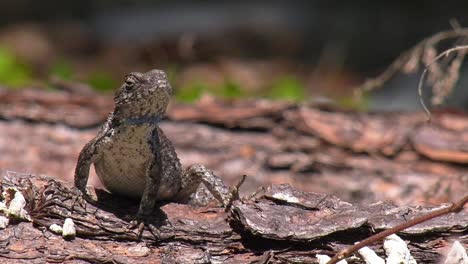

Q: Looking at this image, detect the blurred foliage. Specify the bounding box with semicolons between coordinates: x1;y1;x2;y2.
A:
336;92;370;111
175;82;207;102
86;71;118;92
0;49;365;109
50;60;73;80
51;60;117;92
175;75;307;103
175;79;246;102
266;75;305;101
214;80;244;99
0;48;118;92
0;47;33;88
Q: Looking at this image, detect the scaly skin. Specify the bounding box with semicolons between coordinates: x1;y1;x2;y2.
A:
74;69;231;235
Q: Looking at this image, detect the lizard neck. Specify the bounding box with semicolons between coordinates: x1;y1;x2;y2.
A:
113;115;162;126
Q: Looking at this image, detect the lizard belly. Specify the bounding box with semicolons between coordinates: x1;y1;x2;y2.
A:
94;125;152;198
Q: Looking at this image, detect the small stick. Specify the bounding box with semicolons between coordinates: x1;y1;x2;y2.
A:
225;175;247;212
327;194;468;264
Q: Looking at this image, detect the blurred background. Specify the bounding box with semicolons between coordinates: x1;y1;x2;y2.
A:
1;0;468;110
1;1;468;207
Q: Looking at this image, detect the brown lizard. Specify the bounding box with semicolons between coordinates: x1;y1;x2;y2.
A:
74;69;231;235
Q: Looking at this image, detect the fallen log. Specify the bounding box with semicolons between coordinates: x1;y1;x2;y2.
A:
0;172;466;263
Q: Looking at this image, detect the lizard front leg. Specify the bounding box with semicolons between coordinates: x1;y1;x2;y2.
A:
74;141;97;198
73;139;102;211
74;122;109;196
130;126;167;237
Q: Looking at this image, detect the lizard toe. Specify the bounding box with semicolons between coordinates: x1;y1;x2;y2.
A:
127;215;165;240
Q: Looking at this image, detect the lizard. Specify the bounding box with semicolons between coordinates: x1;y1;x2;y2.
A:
74;69;231;235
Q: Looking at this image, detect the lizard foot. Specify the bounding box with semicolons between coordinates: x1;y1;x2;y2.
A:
127;216;161;239
126;209;173;240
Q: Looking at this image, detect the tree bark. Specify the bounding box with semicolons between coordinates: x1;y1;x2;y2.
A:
0;172;466;264
0;88;467;263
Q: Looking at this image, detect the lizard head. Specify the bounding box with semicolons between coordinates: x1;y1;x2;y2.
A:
113;69;172;123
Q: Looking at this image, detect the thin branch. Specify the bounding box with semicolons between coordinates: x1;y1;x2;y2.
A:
417;45;468;121
354;28;468;96
326;194;468;264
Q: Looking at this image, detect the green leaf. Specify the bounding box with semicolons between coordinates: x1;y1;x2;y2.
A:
267;76;305;101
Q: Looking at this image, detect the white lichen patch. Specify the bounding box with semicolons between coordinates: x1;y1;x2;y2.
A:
1;188;31;222
62;218;76;239
358;246;385;264
271;192;299;203
0;216;9;229
444;241;467;264
8;191;26;216
326;234;418;264
49;224;63;235
316;254;348;264
384;234;417;264
0;201;7;213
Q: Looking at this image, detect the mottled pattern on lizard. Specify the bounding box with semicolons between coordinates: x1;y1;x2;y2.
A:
74;69;231;232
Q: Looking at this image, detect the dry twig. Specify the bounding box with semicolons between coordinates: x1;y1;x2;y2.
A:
354;27;468;115
417;45;468;120
326;194;468;264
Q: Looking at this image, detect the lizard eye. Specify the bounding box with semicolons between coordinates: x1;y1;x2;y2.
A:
124;75;138;90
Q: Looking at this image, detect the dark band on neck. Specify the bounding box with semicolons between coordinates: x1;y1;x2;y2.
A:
124;115;162;125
